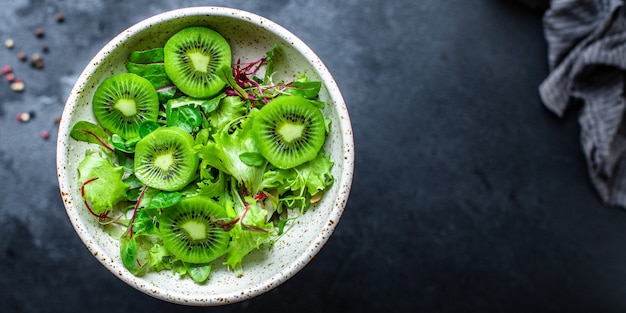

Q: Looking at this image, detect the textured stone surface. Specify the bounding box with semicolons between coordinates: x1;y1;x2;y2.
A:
2;0;626;312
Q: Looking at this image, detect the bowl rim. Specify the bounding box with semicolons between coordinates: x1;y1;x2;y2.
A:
56;6;354;306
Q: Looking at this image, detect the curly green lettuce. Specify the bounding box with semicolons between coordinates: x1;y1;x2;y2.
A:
77;151;129;215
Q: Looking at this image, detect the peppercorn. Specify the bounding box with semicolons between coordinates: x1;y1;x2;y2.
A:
11;80;25;92
34;28;44;38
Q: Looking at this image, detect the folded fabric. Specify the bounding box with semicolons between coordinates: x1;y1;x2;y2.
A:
539;0;626;207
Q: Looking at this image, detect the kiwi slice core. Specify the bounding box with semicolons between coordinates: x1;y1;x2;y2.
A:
181;220;207;240
159;196;230;264
92;73;159;140
153;153;175;172
188;52;211;72
164;27;232;99
114;99;137;116
253;95;327;169
278;123;306;143
133;127;199;191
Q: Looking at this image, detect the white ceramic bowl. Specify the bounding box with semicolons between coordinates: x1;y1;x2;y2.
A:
56;6;353;306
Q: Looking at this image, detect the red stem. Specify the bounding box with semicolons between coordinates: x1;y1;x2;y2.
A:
82;130;114;152
216;217;240;231
128;186;148;239
81;177;109;219
240;201;271;233
253;192;268;200
241;202;251;222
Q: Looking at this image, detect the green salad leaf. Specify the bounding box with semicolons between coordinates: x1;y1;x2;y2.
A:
138;120;160;138
126;63;171;87
196;109;266;194
70;121;113;152
187;263;211;284
261;151;334;196
77;151;129;214
120;233;150;276
168;96;222;115
223;192;273;272
208;95;248;132
111;134;139;153
165;100;204;133
239;152;265;167
283;81;322;99
128;47;165;64
196;165;226;199
146;191;182;209
218;64;248;99
149;243;171;272
126;47;177;103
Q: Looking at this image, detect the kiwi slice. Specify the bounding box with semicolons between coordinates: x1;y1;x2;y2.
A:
163;27;231;99
134;127;199;191
253;95;326;169
92;73;159;140
159;195;230;264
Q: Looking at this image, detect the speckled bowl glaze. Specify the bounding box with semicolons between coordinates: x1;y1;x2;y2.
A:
56;7;353;306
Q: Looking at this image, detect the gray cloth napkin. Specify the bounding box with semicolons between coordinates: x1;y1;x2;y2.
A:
539;0;626;207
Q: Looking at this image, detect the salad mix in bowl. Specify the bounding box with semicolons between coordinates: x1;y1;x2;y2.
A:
72;26;334;283
57;7;353;305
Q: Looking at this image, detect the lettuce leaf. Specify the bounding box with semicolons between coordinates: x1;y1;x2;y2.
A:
167;95;221;114
261;151;334;196
223;195;273;272
186;263;211;284
126;47;177;103
196;109;266;194
208;96;248;133
149;243;171;272
128;47;164;63
120;234;150;276
77;151;129;214
283;81;322;99
197;164;226;199
165;99;204;133
70;121;112;152
126;63;171;88
297;151;334;195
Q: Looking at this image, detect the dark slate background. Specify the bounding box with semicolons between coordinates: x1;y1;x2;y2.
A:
1;0;625;312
